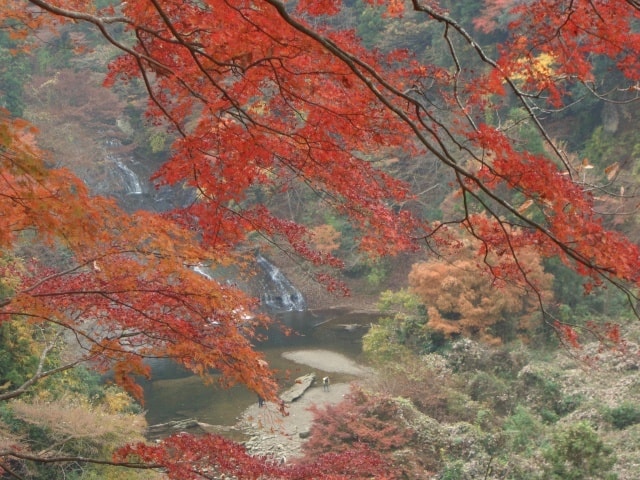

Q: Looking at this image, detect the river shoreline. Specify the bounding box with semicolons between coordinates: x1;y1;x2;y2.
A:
232;348;374;460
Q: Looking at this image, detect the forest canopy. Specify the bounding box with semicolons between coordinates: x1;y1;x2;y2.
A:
1;0;640;478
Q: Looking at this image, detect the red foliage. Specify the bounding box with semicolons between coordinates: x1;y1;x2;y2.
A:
507;0;640;84
0;112;279;404
8;0;639;310
4;0;640;476
554;321;582;349
287;445;395;479
301;386;414;478
296;0;342;17
116;433;394;479
555;320;625;353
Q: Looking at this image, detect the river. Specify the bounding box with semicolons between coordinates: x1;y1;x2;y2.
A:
90;142;375;428
142;309;376;427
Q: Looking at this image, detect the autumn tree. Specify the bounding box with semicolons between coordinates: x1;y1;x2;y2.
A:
1;0;640;477
409;230;554;344
302;386;416;479
0;113;278;476
308;224;342;254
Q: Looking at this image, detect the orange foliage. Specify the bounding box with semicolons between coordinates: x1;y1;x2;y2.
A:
4;0;638;298
0;112;278;404
309;224;342;254
2;0;640;476
409;232;553;344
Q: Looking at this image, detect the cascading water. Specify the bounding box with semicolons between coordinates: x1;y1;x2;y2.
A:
255;254;306;312
114;160;143;195
193;265;214;280
96;140;305;313
95;138;196;212
102;138;144;196
193;256;306;313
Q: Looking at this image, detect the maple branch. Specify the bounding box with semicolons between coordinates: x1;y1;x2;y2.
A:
460;187;553;325
23;0;640;327
0;343;92;401
269;3;607;279
248;3;640;316
582;81;640;104
0;450;162;471
25;0;188;138
628;0;640;10
411;0;574;174
19;262;92;295
26;0;133;56
442;23;477;132
138;0;267;139
456;165;640;323
25;0;167;73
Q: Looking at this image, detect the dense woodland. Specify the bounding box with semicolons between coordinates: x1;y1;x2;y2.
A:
1;0;640;478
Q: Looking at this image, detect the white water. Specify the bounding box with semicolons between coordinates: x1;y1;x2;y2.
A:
256;254;306;312
101;138;143;196
193;264;215;280
114;158;143;194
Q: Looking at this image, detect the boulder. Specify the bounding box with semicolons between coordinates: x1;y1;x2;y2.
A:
279;373;316;403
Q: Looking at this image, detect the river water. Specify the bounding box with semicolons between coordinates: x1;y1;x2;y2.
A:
142;309;376;427
91;142;375;428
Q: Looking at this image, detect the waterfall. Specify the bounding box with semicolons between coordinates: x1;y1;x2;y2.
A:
192;257;306;313
193;265;214;280
114;159;143;194
256;254;306;312
102;138;144;196
98;139;306;312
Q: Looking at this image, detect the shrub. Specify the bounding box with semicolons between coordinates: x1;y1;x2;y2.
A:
466;371;512;415
304;386;415;455
604;402;640;429
503;405;544;453
362;317;413;364
440;460;464;480
370;355;462;422
543;421;617;480
555;393;584;416
516;364;579;421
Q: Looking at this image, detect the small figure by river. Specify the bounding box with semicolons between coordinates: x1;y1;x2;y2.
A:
323;376;330;391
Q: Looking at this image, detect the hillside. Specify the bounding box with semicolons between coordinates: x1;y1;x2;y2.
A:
3;1;640;479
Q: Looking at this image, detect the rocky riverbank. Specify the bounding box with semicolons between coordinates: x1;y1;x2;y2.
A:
234;349;374;461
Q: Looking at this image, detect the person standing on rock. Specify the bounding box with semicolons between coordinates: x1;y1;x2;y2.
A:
258;395;265;407
323;376;330;392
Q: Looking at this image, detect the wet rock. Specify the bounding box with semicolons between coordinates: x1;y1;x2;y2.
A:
280;373;316;403
146;418;204;439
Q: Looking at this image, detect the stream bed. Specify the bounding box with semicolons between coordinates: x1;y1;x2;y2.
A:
142;309;377;427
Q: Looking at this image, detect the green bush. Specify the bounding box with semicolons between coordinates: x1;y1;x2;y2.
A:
555;393;583;416
0;320;39;389
543;421;617;480
605;402;640;429
516;365;580;421
440;460;464;480
503;405;544;453
466;371;512;415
